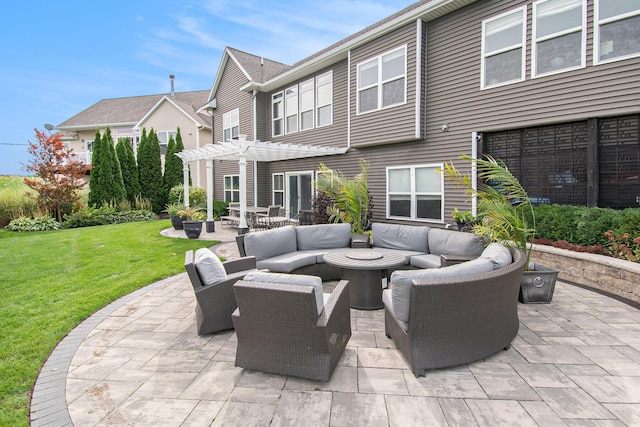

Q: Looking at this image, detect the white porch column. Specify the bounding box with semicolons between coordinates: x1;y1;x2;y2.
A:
206;158;214;221
182;162;190;207
237;135;249;234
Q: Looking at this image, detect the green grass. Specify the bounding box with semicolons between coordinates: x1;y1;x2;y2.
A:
0;175;31;192
0;220;216;426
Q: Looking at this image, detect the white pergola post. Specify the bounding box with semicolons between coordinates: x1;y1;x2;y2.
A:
237;135;249;234
182;162;190;207
206;159;214;221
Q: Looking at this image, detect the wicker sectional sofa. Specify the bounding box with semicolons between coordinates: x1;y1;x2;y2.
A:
236;222;487;280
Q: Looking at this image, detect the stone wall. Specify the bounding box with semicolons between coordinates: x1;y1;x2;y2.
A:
530;244;640;305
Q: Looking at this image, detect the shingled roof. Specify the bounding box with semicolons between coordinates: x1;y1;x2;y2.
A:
57;90;210;130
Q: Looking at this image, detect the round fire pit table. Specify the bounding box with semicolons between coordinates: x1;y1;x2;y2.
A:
323;248;406;309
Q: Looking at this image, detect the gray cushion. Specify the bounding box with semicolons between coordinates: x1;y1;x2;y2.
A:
256;252;318;273
194;248;227;285
382;289;409;331
243;271;324;316
390;258;495;323
372;223;429;252
244;226;297;260
427;228;485;256
480;243;512;269
408;253;441;269
374;248;423;264
296;223;351;250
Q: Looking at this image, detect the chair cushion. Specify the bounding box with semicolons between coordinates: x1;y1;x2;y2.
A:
194;248;227;285
244;226;297;260
256;252;318;273
296;223;352;250
427;228;485;256
408;253;441;269
390;258;495;323
480;243;513;269
382;290;409;331
243;271;325;316
372;223;429;252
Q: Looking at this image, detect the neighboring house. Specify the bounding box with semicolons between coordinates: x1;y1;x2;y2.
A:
56;80;213;187
195;0;640;227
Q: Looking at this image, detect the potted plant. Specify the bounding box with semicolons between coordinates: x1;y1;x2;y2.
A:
165;202;185;230
451;208;482;232
316;159;373;245
178;206;206;239
442;155;558;303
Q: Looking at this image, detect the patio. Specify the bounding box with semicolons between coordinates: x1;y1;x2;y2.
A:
31;224;640;426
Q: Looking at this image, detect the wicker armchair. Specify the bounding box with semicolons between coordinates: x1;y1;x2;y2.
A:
184;250;256;335
384;247;527;377
232;279;351;381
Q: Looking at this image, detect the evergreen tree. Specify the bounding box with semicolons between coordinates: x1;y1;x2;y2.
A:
87;128;104;207
138;128;164;213
116;137;141;204
163;132;182;195
174;128;192;186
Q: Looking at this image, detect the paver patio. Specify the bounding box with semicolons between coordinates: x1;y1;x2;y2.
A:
31;225;640;426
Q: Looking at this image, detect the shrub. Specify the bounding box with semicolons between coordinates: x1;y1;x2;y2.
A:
0;188;39;227
168;185;206;207
63;205;156;228
7;215;61;231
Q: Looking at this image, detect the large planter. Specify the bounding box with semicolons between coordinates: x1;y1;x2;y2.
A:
520;263;559;304
171;215;185;230
183;221;203;239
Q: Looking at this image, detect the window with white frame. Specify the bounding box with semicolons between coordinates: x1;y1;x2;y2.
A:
273;173;284;206
272;92;284;137
357;46;406;114
86;140;94;164
387;164;443;221
223;108;239;141
299;79;314;131
156;130;177;155
595;0;640;64
533;0;585;77
285;86;298;134
481;7;526;88
224;175;240;202
316;71;332;126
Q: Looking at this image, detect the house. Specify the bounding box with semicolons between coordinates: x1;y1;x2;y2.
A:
56;77;213;187
188;0;639;227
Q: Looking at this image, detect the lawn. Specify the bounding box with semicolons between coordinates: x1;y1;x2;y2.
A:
0;220;216;426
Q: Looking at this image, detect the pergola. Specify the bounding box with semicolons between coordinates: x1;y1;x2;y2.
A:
175;135;347;233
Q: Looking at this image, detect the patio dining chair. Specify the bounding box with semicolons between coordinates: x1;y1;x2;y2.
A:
254;205;288;229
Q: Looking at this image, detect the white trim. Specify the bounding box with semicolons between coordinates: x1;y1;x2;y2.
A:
594;0;640;65
480;6;527;90
532;0;586;79
471;132;478;216
415;19;422;139
356;44;408;115
347;50;352;148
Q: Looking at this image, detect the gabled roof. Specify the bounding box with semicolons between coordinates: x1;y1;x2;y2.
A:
208;47;290;102
57;90;210;131
136;95;212;131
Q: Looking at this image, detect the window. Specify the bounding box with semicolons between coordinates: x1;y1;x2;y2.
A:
273;173;284;206
86;140;94;164
223;109;239;141
595;0;640;64
481;7;526;89
157;130;177;155
387;164;443;221
316;71;332;127
224;175;240;202
299;79;314;131
357;46;406;114
272;92;284;137
533;0;585;77
285;86;298;134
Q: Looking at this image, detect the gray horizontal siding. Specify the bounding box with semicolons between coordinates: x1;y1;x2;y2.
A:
350;21;419;147
213;60;255;142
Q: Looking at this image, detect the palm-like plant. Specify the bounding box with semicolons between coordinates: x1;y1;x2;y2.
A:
442;154;536;266
316;159;372;234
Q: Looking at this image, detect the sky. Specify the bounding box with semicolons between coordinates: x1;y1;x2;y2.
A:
0;0;416;175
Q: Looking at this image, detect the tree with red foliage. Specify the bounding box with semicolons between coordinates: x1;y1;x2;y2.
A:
23;129;89;222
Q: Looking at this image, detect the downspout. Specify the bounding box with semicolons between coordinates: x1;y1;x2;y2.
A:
195;124;202;187
252;89;258;207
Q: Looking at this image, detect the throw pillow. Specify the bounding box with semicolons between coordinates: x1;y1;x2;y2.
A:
480;243;512;269
194;248;227;286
